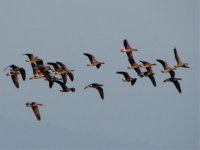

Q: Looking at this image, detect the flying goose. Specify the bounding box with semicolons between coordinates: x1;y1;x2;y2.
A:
163;70;182;93
56;61;74;81
157;59;176;73
140;61;156;87
55;80;75;92
23;53;40;63
83;53;105;69
120;39;139;59
173;47;189;68
116;71;137;86
29;63;44;80
4;65;26;88
84;83;104;100
47;62;74;83
26;102;43;121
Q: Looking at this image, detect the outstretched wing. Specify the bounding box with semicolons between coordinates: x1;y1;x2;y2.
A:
84;84;91;89
116;71;130;79
23;53;34;60
96;86;104;100
19;68;26;81
56;61;67;70
32;106;41;121
83;53;96;63
123;39;132;49
173;80;181;93
174;48;183;64
11;74;19;88
157;59;170;70
55;80;67;90
67;72;74;81
47;62;61;70
148;75;156;87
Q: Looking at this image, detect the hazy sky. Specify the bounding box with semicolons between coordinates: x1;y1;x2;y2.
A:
0;0;199;150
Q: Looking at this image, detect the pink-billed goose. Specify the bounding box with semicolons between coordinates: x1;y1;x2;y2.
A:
116;71;137;86
173;47;189;68
84;83;104;100
26;102;43;121
83;53;105;69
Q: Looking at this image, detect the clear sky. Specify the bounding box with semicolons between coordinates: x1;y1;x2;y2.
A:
0;0;199;150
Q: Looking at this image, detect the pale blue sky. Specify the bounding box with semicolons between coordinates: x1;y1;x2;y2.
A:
0;0;199;149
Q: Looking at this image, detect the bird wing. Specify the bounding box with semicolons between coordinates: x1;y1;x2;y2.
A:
131;78;137;86
61;73;67;84
49;80;54;88
47;62;60;70
140;60;149;65
19;68;26;81
116;71;130;79
31;63;37;75
174;48;183;64
84;84;91;89
56;61;67;70
156;59;170;69
32;106;41;121
23;53;34;60
67;72;74;81
55;80;67;90
97;86;104;100
148;75;156;87
123;39;132;49
83;53;96;63
36;59;44;66
9;64;19;70
134;67;143;77
11;74;19;88
173;80;181;93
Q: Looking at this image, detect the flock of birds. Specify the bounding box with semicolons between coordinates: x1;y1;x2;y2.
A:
3;39;190;121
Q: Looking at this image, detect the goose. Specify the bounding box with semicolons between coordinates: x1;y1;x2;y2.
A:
173;47;189;68
47;62;74;83
83;53;105;69
120;39;138;59
84;83;104;100
26;102;43;121
128;58;143;77
157;59;176;73
23;53;40;63
140;61;156;87
29;63;44;80
163;70;182;93
116;71;137;86
56;61;74;81
55;80;75;92
4;65;26;88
